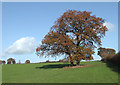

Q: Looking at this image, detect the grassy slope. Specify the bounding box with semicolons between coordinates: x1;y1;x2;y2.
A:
0;65;2;84
2;61;119;83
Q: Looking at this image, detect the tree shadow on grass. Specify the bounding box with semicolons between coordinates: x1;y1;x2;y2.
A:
35;63;85;69
106;62;120;74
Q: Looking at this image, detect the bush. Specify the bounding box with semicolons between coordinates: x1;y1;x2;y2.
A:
101;53;115;63
108;51;120;67
101;58;106;63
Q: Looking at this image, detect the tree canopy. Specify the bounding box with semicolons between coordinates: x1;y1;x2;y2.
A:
36;10;108;65
7;58;16;64
98;47;116;61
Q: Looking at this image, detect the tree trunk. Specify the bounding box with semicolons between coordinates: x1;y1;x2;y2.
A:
69;54;74;66
76;61;80;65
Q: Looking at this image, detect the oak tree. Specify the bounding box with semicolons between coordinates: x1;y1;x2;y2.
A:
36;10;108;65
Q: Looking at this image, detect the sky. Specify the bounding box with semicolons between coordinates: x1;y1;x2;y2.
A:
1;2;118;63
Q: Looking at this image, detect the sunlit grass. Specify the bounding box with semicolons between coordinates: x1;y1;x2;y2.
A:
2;61;119;83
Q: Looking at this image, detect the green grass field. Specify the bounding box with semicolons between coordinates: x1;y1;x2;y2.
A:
2;61;119;83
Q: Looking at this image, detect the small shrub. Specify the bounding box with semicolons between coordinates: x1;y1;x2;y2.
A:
108;52;120;66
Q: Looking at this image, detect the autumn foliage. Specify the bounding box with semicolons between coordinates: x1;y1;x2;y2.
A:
98;47;116;62
36;10;108;65
7;58;16;64
25;60;30;64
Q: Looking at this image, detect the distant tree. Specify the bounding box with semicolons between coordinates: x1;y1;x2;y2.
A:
58;59;62;62
7;61;11;64
46;60;49;63
36;10;108;66
7;58;16;64
2;60;6;64
98;47;116;62
12;60;16;64
25;60;30;64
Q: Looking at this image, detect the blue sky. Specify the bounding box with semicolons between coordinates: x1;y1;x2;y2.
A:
1;2;118;63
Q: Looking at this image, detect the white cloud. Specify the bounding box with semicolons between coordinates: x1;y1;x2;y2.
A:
2;37;39;57
103;22;115;31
